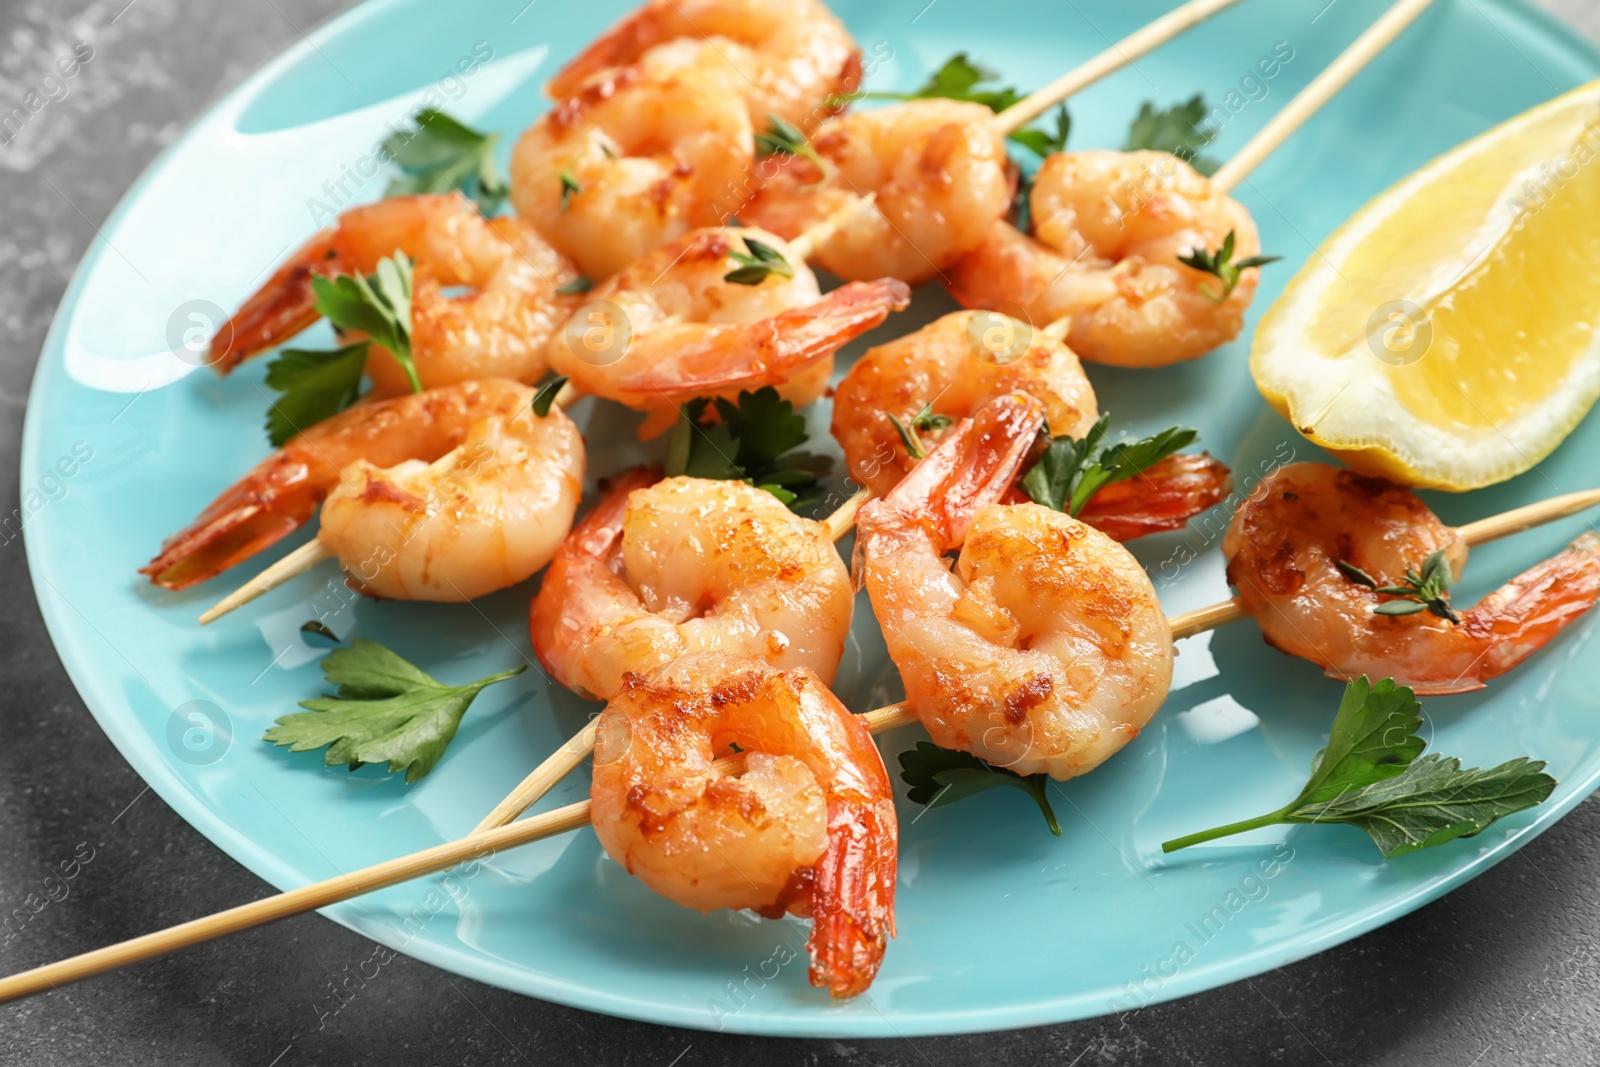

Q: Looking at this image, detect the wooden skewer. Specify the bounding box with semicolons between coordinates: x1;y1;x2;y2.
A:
1210;0;1437;194
477;486;1600;833
0;699;914;1005
1165;486;1600;639
993;0;1251;136
10;489;1600;1002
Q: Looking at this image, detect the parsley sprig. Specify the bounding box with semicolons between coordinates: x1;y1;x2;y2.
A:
1009;104;1072;158
664;387;832;511
1163;677;1555;857
899;742;1061;836
1177;230;1282;302
723;237;794;286
530;375;568;418
263;253;419;446
265;640;526;784
1338;550;1463;623
1126;95;1221;175
754;113;825;169
382;109;507;216
885;404;955;461
1021;415;1197;517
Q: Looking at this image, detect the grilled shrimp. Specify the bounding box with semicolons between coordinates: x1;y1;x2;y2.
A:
947;150;1262;367
831;310;1099;498
547;0;860;128
531;471;853;700
743;99;1014;285
210;193;582;393
142;379;584;598
546;226;909;435
830;310;1230;539
590;653;896;998
854;394;1173;779
511;66;752;279
1224;463;1600;695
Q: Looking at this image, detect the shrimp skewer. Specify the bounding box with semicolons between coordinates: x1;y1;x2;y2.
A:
590;654;896;998
144;379;585;604
948;0;1439;367
15;464;1600;1004
740;0;1258;287
209;193;584;391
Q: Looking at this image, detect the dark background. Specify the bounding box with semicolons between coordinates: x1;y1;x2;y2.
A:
4;1;1599;1063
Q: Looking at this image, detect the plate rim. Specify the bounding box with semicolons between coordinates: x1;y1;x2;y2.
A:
20;0;1600;1037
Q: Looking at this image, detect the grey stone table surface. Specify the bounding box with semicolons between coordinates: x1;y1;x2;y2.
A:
3;1;1599;1064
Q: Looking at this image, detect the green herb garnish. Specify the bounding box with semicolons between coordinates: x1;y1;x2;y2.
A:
559;171;581;212
1177;230;1282;302
382;109;507;216
899;742;1061;836
265;640;526;784
663;387;832;511
1009;104;1071;158
1338;551;1462;624
555;276;593;295
1164;677;1555;856
754;113;825;169
885;403;954;461
723;237;794;286
263;343;368;447
1125;95;1220;174
531;375;569;418
1021;415;1196;517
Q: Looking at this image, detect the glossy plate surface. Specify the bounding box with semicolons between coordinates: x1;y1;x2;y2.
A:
22;0;1600;1037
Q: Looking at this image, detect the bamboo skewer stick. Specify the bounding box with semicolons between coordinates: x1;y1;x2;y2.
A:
0;699;914;1005
1210;0;1437;194
9;486;1600;1002
994;0;1251;134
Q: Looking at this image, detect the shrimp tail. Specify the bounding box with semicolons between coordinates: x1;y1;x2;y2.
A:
530;465;662;682
139;453;330;590
210;228;343;374
1459;532;1600;690
807;794;898;999
629;278;911;395
1075;453;1233;542
862;393;1048;561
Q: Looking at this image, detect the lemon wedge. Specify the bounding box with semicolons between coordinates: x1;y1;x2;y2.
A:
1251;79;1600;490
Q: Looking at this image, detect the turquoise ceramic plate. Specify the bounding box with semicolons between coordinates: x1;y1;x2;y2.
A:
22;0;1600;1037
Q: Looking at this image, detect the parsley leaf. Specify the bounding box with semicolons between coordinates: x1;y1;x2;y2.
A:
1163;677;1556;857
1009;104;1072;157
899;742;1061;836
531;375;568;418
263;343;368;447
265;640;526;784
1021;415;1197;517
1125;95;1221;175
663;387;833;511
865;53;1023;112
754;113;825;169
382;109;507;216
555;276;592;295
1177;230;1283;302
1338;550;1462;623
559;171;581;212
314;253;420;392
723;237;794;286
